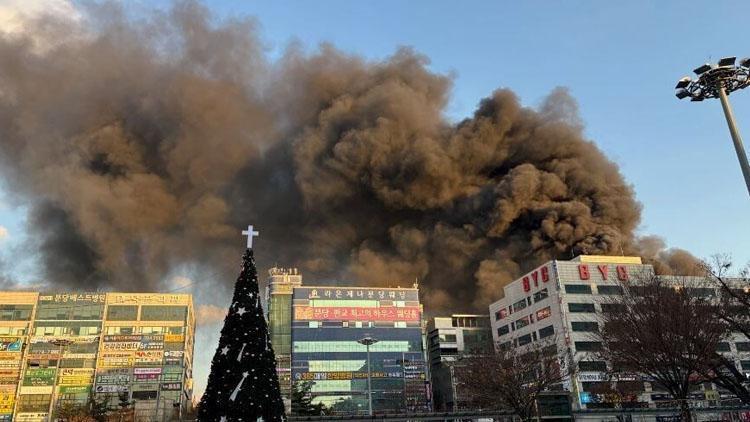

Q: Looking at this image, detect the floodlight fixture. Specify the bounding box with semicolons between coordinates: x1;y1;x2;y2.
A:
694;63;713;75
675;56;750;197
719;56;737;67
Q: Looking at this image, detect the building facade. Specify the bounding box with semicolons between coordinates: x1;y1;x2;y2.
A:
426;314;492;411
488;255;750;413
0;291;194;422
291;285;429;414
265;267;302;408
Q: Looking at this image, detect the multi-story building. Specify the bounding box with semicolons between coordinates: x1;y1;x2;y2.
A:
291;285;429;414
488;255;750;414
265;267;302;408
0;291;194;422
426;314;492;411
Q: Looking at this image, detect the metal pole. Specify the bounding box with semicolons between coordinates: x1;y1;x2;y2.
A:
717;85;750;197
449;365;457;412
366;343;373;416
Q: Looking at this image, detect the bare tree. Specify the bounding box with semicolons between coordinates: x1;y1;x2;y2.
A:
593;273;731;421
460;338;572;421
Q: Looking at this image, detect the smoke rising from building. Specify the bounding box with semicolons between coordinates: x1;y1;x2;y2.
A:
0;1;697;311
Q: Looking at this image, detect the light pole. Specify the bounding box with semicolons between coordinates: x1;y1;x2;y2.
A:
357;336;379;416
676;56;750;197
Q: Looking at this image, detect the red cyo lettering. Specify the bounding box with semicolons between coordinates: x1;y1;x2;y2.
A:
597;265;609;279
541;266;550;282
578;264;590;280
531;271;539;287
522;277;531;292
616;265;628;281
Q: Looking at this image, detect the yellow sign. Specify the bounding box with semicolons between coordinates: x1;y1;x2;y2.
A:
59;369;94;385
165;334;184;343
0;392;14;413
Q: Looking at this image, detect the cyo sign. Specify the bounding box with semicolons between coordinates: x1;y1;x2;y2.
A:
577;264;629;281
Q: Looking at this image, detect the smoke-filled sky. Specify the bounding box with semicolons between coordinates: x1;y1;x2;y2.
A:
1;0;749;398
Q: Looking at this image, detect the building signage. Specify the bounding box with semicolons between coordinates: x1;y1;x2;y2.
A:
134;373;159;381
576;264;629;281
38;293;106;303
295;371;402;381
164;351;184;358
102;342;140;351
522;265;551;292
0;338;22;353
578;373;609;382
95;385;128;393
59;385;91;394
161;383;181;391
23;368;55;386
296;287;418;301
96;374;130;384
0;378;17;385
0;392;13;414
164;334;184;343
30;335;98;344
133;368;162;375
135;351;163;364
15;412;50;421
20;385;53;394
107;293;188;305
58;369;94;385
294;306;420;321
63;353;96;359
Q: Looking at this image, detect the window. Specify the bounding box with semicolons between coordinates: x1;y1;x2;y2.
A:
716;342;731;352
533;288;549;303
597;285;624;295
17;394;51;412
0;305;33;321
439;334;457;343
517;334;532;346
539;325;554;339
575;341;603;352
515;316;531;329
105;326;134;335
571;321;599;332
140;326;165;334
579;361;607;372
568;303;596;313
106;305;138;321
497;325;510;336
132;390;158;400
536;307;551;321
565;284;592;294
495;308;508;320
513;299;527;312
736;342;750;352
741;360;750;371
140;306;187;321
601;303;626;313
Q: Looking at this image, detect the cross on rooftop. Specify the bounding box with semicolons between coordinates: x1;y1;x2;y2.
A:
242;225;259;249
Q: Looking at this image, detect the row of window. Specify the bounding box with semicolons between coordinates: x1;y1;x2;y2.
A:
496;306;552;337
495;289;549;321
564;284;624;295
105;326;185;335
498;325;556;349
578;359;750;373
567;303;624;313
717;342;750;352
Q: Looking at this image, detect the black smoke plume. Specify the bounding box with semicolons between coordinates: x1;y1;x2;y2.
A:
0;1;697;311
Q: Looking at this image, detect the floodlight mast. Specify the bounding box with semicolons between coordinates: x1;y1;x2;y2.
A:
676;56;750;197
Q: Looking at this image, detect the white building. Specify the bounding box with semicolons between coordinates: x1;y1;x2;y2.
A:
488;255;750;414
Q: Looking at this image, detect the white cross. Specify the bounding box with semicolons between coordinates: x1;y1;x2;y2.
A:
242;225;259;249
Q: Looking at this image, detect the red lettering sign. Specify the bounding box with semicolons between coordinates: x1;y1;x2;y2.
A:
616;265;628;281
597;265;609;279
294;306;421;322
541;266;549;282
523;277;531;292
578;264;590;280
531;271;539;287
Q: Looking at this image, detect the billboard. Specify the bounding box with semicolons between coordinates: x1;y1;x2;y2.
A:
294;287;418;301
58;368;94;385
0;338;22;353
294;306;420;321
22;368;55;386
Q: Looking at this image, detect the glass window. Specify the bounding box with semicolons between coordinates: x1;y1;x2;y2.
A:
17;394;51;412
565;284;592;294
536;307;551;321
571;321;599;332
497;325;510;336
533;289;549;303
568;303;596;313
575;341;603;352
515;316;531;329
538;325;554;339
106;305;138;321
716;342;731;352
741;360;750;371
439;334;457;343
495;308;508;321
513;299;527;312
0;305;33;321
140;306;187;321
579;361;607;372
736;342;750;352
517;334;532;346
597;285;624;295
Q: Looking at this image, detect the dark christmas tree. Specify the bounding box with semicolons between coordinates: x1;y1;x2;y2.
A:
198;243;286;421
